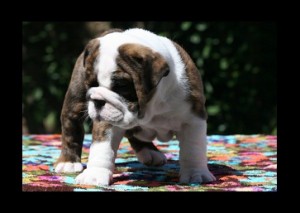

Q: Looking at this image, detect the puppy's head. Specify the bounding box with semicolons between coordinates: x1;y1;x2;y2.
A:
83;32;169;129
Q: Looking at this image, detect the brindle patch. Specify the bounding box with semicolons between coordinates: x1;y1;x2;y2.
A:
92;121;112;141
112;70;132;80
173;42;207;120
55;53;88;165
117;43;169;118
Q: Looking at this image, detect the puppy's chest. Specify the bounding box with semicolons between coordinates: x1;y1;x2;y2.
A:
134;115;182;142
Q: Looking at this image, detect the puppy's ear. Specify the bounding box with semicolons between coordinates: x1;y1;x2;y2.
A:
118;43;169;118
83;39;100;68
118;43;169;94
82;39;100;88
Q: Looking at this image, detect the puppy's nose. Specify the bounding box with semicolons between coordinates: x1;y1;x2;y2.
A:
93;99;106;109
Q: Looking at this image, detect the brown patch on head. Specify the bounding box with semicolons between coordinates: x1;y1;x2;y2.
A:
173;42;207;120
113;70;132;80
117;43;169;118
111;70;138;106
92;121;112;141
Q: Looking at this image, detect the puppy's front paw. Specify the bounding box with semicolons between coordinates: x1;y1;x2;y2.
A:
75;168;113;186
136;148;167;166
54;162;83;173
180;167;216;184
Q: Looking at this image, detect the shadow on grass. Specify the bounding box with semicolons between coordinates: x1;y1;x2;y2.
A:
113;160;242;187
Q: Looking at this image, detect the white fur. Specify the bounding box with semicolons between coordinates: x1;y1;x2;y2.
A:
55;162;83;173
177;119;216;183
75;127;125;186
75;167;112;186
97;55;115;88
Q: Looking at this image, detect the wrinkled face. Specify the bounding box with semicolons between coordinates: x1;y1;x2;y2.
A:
86;66;139;129
83;36;169;129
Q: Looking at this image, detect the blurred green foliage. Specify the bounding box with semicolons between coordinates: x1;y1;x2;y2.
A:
22;22;276;135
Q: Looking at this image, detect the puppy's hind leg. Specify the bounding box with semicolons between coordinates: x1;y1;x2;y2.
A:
177;119;216;184
128;136;167;167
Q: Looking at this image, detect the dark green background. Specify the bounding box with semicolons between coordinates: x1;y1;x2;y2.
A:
22;22;277;135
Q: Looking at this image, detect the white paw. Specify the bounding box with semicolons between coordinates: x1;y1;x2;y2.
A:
180;167;216;184
75;168;113;186
136;148;167;166
54;162;83;173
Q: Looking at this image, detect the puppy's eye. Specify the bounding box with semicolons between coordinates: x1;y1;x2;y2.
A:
113;79;131;89
112;79;137;102
90;81;99;87
115;82;128;88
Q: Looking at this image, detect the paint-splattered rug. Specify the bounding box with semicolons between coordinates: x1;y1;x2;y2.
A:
22;134;277;192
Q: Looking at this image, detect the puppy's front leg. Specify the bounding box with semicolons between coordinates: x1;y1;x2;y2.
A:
75;121;124;186
54;92;86;173
177;118;216;184
54;53;88;173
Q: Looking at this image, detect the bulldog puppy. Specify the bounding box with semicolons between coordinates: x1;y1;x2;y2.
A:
54;28;216;186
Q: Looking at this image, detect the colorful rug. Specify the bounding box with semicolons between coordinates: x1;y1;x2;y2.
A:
22;134;277;191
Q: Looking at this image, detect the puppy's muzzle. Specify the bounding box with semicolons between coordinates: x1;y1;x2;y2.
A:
92;99;106;110
87;92;106;110
87;87;125;123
